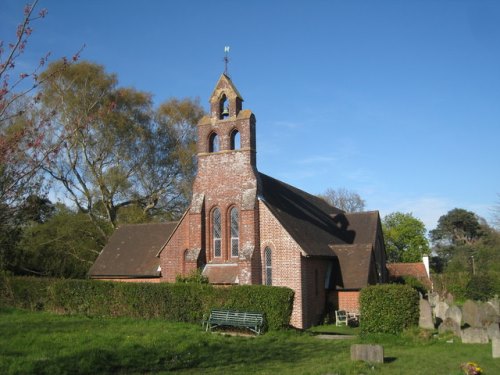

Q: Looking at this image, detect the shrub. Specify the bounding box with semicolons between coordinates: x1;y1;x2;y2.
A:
390;275;428;296
432;272;471;301
360;284;419;335
175;269;209;284
402;276;428;296
218;285;295;330
465;274;496;301
4;277;294;331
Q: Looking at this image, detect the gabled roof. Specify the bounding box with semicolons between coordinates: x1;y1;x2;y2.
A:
386;262;431;288
329;244;374;290
211;73;243;101
259;173;380;257
88;222;177;278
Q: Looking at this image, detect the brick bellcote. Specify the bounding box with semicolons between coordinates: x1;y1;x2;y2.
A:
187;73;260;276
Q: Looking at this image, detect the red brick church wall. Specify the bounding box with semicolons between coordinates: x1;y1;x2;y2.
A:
259;202;305;328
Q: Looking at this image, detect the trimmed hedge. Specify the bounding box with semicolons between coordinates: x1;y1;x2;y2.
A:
360;284;419;335
1;277;294;331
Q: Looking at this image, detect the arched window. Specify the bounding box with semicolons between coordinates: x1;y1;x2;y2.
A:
230;129;240;150
230;207;239;257
264;247;272;286
219;94;229;119
212;208;222;257
209;132;219;153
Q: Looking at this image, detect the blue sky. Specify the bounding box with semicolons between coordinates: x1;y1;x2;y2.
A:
2;0;499;231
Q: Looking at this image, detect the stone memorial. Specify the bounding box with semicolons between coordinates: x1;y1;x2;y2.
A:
445;305;462;327
461;327;489;344
493;337;500;358
487;323;500;340
350;344;384;364
419;298;434;330
438;317;461;337
462;300;481;328
434;301;449;321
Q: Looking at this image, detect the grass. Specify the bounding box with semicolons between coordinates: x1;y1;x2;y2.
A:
0;307;499;375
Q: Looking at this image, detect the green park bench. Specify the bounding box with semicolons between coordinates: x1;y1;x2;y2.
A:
203;309;265;335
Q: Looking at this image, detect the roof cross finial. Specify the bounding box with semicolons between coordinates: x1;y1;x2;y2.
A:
224;46;230;76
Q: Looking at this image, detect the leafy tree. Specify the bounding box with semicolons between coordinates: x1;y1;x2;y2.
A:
318;187;365;212
15;203;108;278
430;209;500;299
0;1;82;272
0;194;54;272
38;61;204;233
382;212;429;263
430;208;483;247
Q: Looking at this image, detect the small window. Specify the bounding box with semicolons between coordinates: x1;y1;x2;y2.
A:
209;133;220;153
230;207;239;257
230;130;240;150
264;247;272;286
212;208;222;257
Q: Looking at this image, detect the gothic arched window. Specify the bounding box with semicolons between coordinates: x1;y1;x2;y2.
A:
212;208;222;257
230;129;240;150
264;247;272;286
209;132;219;153
230;207;239;257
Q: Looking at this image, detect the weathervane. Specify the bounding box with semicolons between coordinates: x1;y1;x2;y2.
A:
224;46;230;75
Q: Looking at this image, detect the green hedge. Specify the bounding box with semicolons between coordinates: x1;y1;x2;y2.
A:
2;277;294;331
360;284;419;335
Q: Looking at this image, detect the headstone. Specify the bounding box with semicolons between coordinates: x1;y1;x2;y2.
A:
487;323;500;340
434;301;449;321
419;298;434;330
461;327;489;344
479;302;500;326
488;296;499;315
444;292;454;305
350;344;384;364
428;292;439;308
462;300;482;328
493;337;500;358
445;305;462;327
438;317;461;337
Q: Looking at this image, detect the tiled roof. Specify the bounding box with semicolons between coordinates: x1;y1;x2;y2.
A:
330;244;374;290
259;173;380;256
88;222;176;278
259;173;383;289
386;262;431;288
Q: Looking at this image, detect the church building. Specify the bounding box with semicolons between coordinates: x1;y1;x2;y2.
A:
90;73;388;329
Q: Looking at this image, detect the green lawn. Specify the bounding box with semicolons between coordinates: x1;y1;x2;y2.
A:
0;307;498;375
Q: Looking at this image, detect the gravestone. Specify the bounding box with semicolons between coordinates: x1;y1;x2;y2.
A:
479;302;499;326
434;301;449;321
487;323;500;340
419;298;434;330
444;292;454;305
350;344;384;363
462;300;481;328
488;296;499;315
438;317;461;337
461;327;489;344
445;305;462;327
493;337;500;358
428;292;439;307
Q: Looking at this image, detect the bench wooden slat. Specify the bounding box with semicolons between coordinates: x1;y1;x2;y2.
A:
204;309;265;335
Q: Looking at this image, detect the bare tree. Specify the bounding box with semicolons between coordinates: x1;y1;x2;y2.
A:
318;187;366;212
